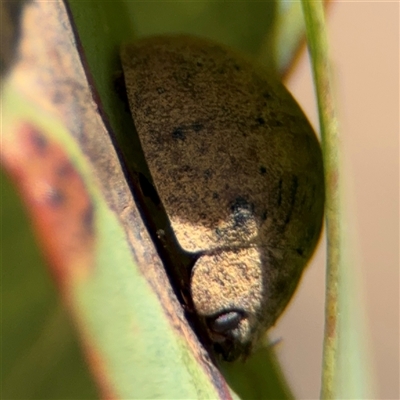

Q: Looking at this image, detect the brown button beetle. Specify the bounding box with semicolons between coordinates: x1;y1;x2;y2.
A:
120;35;325;361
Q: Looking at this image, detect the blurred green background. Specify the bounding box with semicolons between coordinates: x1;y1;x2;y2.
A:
1;170;98;399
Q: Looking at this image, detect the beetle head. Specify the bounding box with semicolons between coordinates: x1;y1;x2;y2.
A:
190;248;264;361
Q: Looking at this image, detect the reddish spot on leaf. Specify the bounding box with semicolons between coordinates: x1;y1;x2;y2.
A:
1;122;95;286
78;331;117;400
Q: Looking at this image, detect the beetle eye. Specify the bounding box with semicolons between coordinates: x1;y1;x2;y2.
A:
207;310;244;334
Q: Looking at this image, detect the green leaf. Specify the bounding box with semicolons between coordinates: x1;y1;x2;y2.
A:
1;169;98;399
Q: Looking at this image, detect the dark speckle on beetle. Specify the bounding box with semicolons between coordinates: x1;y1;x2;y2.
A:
230;197;254;214
173;70;194;89
259;166;267;175
230;197;254;228
156;87;165;94
269;111;284;126
172;127;186;141
203;169;212;180
181;165;192;173
256;117;265;126
261;210;268;221
263;91;272;100
272;120;283;127
284;176;299;225
173;123;204;140
192;122;204;132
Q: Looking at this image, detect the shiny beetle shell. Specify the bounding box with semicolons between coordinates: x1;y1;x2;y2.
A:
120;35;325;361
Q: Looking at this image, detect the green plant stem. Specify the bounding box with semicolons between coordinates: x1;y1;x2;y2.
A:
300;2;341;399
